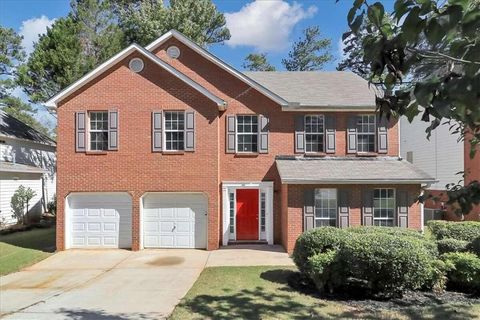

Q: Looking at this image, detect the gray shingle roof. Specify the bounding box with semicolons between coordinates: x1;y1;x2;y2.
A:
0;161;47;174
275;157;435;184
244;71;378;108
0;110;55;146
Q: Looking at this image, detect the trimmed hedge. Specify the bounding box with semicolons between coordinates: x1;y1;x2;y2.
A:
336;233;441;297
294;227;442;297
427;220;480;241
467;237;480;257
443;252;480;292
292;227;348;274
437;238;469;254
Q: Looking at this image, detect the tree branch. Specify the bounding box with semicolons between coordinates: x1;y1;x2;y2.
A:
406;47;480;65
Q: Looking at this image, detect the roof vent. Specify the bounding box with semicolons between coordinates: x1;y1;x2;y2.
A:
129;58;144;73
166;46;180;59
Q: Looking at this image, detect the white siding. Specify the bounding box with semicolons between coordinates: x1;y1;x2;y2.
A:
0;136;56;221
0;172;43;225
400;117;464;190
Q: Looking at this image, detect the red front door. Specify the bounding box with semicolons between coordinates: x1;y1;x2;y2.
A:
236;189;259;240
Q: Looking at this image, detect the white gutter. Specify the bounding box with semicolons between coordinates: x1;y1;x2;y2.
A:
281;179;438;184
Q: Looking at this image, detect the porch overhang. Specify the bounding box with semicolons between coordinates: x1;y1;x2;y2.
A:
275;156;437;185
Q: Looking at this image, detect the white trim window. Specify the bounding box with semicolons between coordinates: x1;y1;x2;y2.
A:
236;115;258;153
357;115;376;152
314;188;337;227
305;115;324;153
89;111;108;151
373;188;395;226
164;111;185;151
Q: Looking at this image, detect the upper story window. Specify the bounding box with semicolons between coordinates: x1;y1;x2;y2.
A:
356;115;376;153
236;115;258;153
373;188;395;226
314;188;337;227
305;115;324;153
164;111;185;151
89;111;108;151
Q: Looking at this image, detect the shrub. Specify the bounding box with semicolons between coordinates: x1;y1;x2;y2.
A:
47;194;57;215
347;226;424;239
467;237;480;257
443;252;480;292
307;250;339;294
437;238;469;254
292;227;348;274
427;220;480;241
10;185;37;225
338;233;442;297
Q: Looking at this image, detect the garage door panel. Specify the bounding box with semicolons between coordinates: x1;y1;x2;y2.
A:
68;193;132;249
142;193;207;249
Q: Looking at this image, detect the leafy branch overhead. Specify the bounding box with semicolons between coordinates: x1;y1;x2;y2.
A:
242;53;276;71
343;0;480;214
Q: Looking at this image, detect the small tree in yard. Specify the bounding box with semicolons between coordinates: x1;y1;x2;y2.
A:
11;185;36;225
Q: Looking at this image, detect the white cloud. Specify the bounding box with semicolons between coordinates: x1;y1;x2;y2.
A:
19;15;56;54
225;1;318;52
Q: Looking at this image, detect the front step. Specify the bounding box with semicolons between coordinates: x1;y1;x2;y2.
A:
228;240;268;245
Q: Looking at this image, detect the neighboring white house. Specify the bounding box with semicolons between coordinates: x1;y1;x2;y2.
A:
0;110;56;226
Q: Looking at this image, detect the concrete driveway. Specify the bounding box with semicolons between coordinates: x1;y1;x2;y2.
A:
0;249;209;320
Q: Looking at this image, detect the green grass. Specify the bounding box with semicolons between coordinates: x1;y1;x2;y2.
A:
0;227;56;275
170;266;480;320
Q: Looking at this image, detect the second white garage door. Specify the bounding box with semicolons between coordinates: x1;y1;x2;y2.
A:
142;193;207;248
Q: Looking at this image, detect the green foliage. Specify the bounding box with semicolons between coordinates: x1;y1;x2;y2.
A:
344;0;480;215
437;238;469;254
282;26;332;71
337;233;441;297
294;227;443;297
242;53;276;71
443;252;480;292
292;227;348;274
19;0;125;104
10;186;37;225
47;194;57;216
117;0;230;46
427;220;480;241
467;237;480;257
0;27;25;99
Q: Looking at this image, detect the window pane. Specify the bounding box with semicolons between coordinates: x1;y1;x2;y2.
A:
236;115;259;153
373;188;395;227
356;114;376;152
164;111;185;151
314;188;337;227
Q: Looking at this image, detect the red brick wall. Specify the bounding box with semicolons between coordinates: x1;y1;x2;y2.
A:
281;184;422;253
56;38;404;251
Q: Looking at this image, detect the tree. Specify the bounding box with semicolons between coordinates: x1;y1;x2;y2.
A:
282;26;332;71
0;27;25;99
19;0;125;104
0;27;51;137
11;185;36;225
344;0;480;214
242;53;276;71
118;0;230;46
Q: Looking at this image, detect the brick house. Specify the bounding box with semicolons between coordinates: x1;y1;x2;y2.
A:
46;30;434;253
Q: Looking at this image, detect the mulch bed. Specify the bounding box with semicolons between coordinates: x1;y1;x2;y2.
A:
287;271;480;310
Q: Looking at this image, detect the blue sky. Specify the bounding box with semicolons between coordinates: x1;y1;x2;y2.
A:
0;0;395;128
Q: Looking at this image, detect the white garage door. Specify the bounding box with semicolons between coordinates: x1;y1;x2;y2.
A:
142;193;207;248
67;193;132;249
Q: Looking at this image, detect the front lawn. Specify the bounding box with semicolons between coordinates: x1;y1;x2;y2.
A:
0;227;56;275
170;266;480;320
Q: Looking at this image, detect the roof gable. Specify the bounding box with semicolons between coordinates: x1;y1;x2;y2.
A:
44;43;226;109
146;30;289;107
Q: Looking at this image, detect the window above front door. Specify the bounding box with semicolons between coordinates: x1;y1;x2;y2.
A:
236;115;259;153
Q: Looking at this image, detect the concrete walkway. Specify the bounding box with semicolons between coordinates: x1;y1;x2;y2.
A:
0;245;293;319
206;244;294;267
